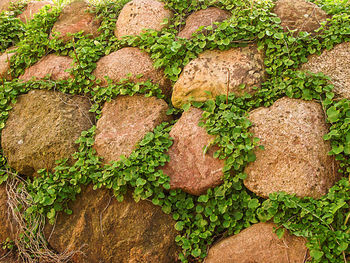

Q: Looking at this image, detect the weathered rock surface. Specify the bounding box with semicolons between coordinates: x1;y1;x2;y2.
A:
273;0;328;34
44;185;179;263
19;54;73;81
178;7;231;39
93;47;171;96
115;0;173;39
205;222;307;263
162;107;224;195
17;1;52;23
0;0;13;12
244;97;338;199
0;48;16;80
301;42;350;99
94;95;171;164
172;45;265;108
0;184;16;244
50;0;101;42
1;90;95;176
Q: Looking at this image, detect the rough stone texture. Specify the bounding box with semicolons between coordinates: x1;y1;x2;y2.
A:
50;0;101;42
19;54;73;81
44;185;179;263
244;97;338;199
115;0;173;39
0;0;12;12
0;48;16;80
178;7;231;39
0;184;16;244
172;45;265;108
301;42;350;99
205;222;307;263
273;0;328;34
17;1;53;23
93;47;171;96
1;90;95;176
94;95;171;164
162;107;225;196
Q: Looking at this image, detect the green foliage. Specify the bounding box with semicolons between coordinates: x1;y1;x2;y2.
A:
0;0;350;262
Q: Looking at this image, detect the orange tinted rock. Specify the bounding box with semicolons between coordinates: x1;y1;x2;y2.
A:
273;0;328;34
178;7;231;39
0;184;16;244
93;47;171;96
44;185;179;263
162;107;224;195
172;45;265;108
301;42;350;99
115;0;173;39
50;0;101;42
1;90;95;176
205;222;307;263
19;54;73;81
94;95;171;164
17;1;53;23
244;97;338;198
0;48;16;80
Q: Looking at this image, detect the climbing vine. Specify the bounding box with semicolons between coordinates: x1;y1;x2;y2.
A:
0;0;349;262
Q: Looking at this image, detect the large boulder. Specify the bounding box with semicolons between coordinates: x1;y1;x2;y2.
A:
0;48;16;80
50;0;101;42
1;90;95;176
115;0;173;39
273;0;328;34
19;54;73;81
244;97;338;199
44;185;179;263
301;42;350;99
172;45;265;108
94;95;171;164
93;47;171;96
17;1;53;23
178;7;231;39
205;222;307;263
162;107;225;196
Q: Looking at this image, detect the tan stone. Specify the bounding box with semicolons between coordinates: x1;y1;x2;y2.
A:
115;0;173;39
17;1;53;23
244;97;338;198
19;54;73;81
172;45;265;108
50;0;101;42
1;90;95;176
44;185;179;263
301;42;350;99
94;95;171;164
93;47;171;96
178;7;231;39
162;107;225;195
0;0;13;12
0;184;16;244
205;222;307;263
0;48;16;80
273;0;328;34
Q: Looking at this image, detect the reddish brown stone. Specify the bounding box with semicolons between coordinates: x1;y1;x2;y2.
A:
93;47;171;96
94;95;171;164
50;0;101;42
19;54;73;81
115;0;173;39
17;1;53;23
273;0;328;35
162;107;225;195
1;90;95;176
172;45;265;108
178;7;231;39
0;184;16;244
244;97;338;199
205;222;308;263
44;185;179;263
